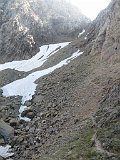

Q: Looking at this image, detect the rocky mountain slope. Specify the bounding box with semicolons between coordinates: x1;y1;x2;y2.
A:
0;0;89;63
0;0;120;160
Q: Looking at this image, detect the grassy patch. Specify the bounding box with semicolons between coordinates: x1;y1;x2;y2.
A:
37;119;120;160
37;120;100;160
97;120;120;155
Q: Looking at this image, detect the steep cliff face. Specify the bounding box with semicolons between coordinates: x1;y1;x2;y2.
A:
84;0;120;62
100;0;120;61
0;0;90;62
0;0;38;62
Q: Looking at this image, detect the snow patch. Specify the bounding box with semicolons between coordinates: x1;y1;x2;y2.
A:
0;42;69;72
0;43;82;155
78;29;85;38
0;145;14;158
1;50;83;105
19;105;31;122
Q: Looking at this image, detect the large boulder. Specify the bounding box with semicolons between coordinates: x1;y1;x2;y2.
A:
0;119;14;142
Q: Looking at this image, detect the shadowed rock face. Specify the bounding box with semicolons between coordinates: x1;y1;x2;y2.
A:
0;0;90;63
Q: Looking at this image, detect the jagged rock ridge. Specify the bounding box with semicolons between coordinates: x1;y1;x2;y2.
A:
0;0;90;62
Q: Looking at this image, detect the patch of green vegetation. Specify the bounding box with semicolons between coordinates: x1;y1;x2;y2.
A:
37;119;120;160
38;120;111;160
109;138;120;153
97;120;120;156
65;129;94;160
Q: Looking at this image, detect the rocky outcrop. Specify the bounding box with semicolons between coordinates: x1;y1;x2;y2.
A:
83;0;120;62
100;0;120;61
0;120;14;142
0;0;90;63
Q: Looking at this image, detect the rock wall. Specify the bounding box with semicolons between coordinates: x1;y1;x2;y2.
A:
87;0;120;62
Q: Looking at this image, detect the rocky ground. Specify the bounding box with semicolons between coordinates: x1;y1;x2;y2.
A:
0;49;120;160
0;0;120;160
0;69;26;88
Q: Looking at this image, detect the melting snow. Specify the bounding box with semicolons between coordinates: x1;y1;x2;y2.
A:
78;29;85;38
19;105;31;122
0;43;83;157
0;42;69;72
0;145;14;158
1;50;83;104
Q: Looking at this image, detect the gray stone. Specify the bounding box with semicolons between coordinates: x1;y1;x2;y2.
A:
0;156;4;160
0;119;14;141
0;89;3;96
24;101;32;107
0;138;5;145
21;109;35;119
26;112;35;119
33;95;44;104
9;119;19;127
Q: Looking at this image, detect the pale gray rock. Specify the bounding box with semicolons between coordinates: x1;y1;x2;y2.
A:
89;0;120;62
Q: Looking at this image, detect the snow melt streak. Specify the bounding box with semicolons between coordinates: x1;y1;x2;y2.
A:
78;29;85;38
0;43;82;156
19;105;31;122
2;50;83;104
0;42;69;72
